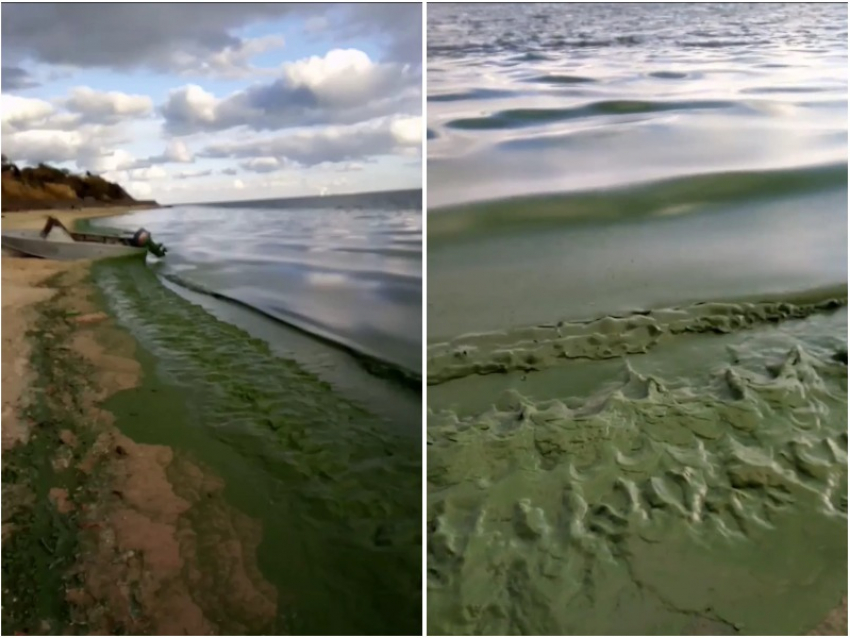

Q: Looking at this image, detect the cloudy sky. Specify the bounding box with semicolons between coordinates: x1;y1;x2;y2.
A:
1;3;423;204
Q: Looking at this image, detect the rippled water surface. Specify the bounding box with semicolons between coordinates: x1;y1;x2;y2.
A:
429;2;846;207
97;189;422;375
428;3;847;338
427;4;847;635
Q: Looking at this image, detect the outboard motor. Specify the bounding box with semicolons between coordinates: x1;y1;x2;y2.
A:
131;227;168;257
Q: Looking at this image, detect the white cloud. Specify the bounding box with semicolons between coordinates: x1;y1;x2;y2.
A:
162;84;218;128
125;181;153;198
174;168;213;179
161;48;420;135
88;148;138;172
1;95;55;131
129;165;168;181
2;128;84;163
171;35;286;79
163;139;193;163
202;115;422;167
390;116;422;146
233;179;245;189
65;86;153;123
240;156;282;173
283;49;375;99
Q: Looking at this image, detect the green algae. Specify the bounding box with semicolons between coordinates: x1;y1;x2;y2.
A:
428;306;848;635
89;259;421;635
427;288;847;385
1;276;103;636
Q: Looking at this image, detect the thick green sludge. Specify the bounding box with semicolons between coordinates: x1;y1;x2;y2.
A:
428;305;848;635
90;260;421;635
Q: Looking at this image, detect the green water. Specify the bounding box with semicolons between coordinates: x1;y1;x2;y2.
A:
91;260;421;635
427;2;847;634
428;307;847;635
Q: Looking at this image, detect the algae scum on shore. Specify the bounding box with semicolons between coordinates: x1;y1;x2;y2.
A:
90;258;422;635
427;298;848;635
2;252;421;635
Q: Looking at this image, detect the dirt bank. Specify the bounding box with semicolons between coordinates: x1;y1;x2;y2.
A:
1;252;276;634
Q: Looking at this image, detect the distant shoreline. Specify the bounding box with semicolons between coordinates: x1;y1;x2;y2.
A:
176;186;421;209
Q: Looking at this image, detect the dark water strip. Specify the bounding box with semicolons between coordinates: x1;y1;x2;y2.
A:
91;259;421;635
444;99;744;130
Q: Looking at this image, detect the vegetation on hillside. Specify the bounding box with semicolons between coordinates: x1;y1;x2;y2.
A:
1;155;147;211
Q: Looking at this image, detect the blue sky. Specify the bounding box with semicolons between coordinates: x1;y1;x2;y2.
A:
1;3;422;204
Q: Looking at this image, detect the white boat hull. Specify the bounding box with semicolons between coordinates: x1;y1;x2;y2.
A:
1;230;147;261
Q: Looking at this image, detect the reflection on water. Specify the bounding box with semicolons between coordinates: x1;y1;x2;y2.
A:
428;2;847;336
429;2;846;208
96;189;422;375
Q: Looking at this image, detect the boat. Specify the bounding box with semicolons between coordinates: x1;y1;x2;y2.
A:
1;216;167;261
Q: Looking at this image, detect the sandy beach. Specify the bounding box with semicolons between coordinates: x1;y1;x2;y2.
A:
1;205;156;231
1;207;276;634
1;206;141;449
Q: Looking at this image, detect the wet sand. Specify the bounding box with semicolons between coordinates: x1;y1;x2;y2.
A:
1;209;276;634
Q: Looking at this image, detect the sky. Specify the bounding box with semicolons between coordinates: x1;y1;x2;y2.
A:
0;3;423;204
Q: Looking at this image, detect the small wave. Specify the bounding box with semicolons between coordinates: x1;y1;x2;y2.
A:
545;35;645;49
524;74;597;85
648;70;689;79
429;87;520;102
740;85;836;95
158;271;421;388
511;51;553;62
444;99;737;130
427;288;847;385
678;38;771;48
428;162;848;240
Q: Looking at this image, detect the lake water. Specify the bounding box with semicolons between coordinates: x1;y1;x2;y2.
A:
428;2;846;336
92;189;422;634
96;189;422;377
427;3;847;635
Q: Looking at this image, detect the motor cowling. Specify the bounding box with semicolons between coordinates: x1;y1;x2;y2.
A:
131;227;167;257
131;228;151;247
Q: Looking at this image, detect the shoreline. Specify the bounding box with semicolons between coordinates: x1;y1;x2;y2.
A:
1;207;276;633
1;205;155;232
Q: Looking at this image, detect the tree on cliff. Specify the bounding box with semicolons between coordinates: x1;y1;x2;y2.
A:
1;156;137;210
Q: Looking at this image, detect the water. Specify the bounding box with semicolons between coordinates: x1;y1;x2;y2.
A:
429;2;847;206
428;2;847;338
89;189;423;634
96;189;422;377
427;4;847;635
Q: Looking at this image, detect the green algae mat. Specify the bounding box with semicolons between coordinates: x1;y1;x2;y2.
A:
427;300;848;635
91;260;421;635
